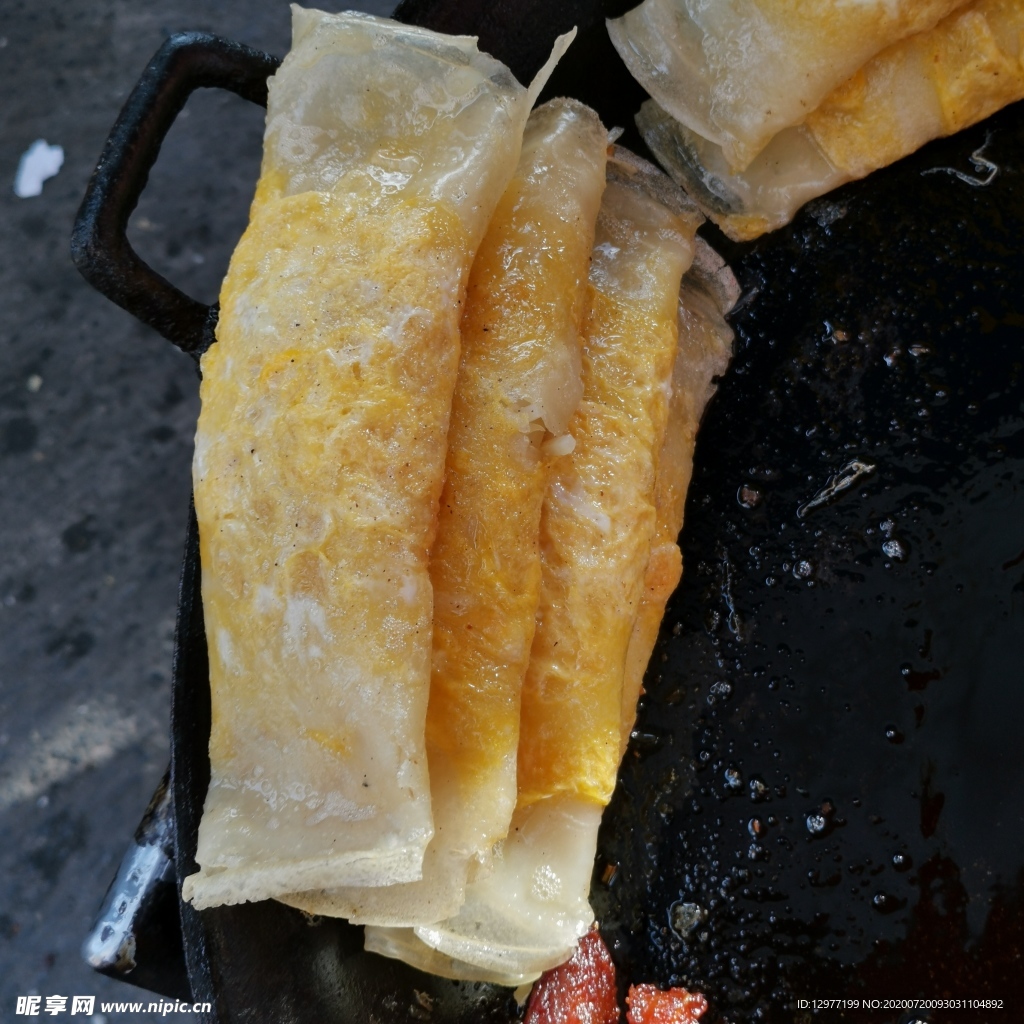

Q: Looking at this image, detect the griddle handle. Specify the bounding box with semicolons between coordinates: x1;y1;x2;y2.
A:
81;770;192;1001
71;33;281;360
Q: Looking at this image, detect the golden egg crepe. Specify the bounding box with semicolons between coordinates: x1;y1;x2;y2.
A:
513;154;702;817
368;234;739;989
637;0;1024;240
608;0;971;174
182;7;542;911
379;150;705;981
281;97;609;926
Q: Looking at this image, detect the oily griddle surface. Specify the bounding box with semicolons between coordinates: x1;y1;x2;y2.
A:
171;5;1024;1021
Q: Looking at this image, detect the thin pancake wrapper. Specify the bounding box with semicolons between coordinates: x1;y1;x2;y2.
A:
608;0;970;173
183;7;534;911
284;97;609;925
382;150;703;981
638;0;1024;240
367;245;738;987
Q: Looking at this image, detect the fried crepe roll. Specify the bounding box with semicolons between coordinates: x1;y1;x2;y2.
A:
369;243;737;986
283;97;609;925
608;0;970;174
183;7;539;911
383;150;703;980
638;0;1024;240
620;240;737;751
364;241;741;991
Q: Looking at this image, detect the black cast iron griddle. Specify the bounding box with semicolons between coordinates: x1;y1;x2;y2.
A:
71;1;1024;1021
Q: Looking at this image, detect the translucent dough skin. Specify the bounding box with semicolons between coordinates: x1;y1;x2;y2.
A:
413;796;604;980
183;8;531;911
284;98;609;925
392;153;703;980
609;0;970;173
257;7;525;242
638;0;1024;240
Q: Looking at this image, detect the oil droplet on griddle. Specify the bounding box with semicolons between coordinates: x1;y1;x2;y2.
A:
892;852;913;872
884;724;905;744
669;900;706;937
737;484;762;509
882;538;908;561
806;813;827;835
871;891;905;914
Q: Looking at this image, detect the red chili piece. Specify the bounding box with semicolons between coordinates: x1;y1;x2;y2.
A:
625;984;708;1024
524;929;620;1024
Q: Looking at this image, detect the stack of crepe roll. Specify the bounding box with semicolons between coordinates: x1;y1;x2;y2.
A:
610;0;1024;239
183;6;737;985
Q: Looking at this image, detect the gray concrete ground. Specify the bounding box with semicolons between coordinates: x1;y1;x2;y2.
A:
0;2;393;1020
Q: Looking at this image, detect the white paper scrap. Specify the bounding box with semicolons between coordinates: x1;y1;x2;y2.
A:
14;140;64;198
